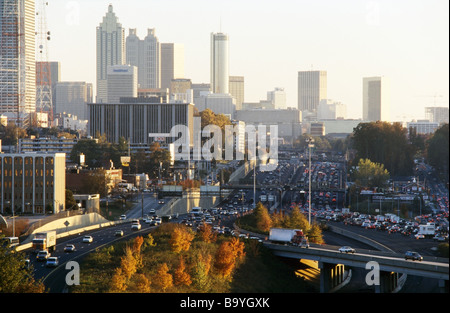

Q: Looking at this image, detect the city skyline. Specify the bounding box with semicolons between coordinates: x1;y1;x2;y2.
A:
44;0;449;121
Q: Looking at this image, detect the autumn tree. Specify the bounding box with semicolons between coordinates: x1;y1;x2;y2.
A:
120;246;138;280
253;202;272;232
131;273;151;293
169;225;195;253
153;263;173;292
214;237;245;278
173;257;192;287
110;267;127;292
131;236;144;270
197;223;217;243
285;206;309;231
307;223;324;244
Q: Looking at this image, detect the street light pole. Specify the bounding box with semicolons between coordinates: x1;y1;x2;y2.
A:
306;137;314;225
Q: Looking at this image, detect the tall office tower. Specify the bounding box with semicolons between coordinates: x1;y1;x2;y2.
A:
297;70;327;113
0;0;36;119
96;4;125;103
229;76;244;110
107;65;138;103
363;76;390;122
161;43;184;91
55;81;93;120
126;28;161;89
210;32;229;94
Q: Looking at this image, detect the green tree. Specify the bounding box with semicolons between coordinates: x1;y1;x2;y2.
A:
65;189;77;210
426;123;449;182
353;158;390;189
352;122;416;176
0;242;45;293
81;168;109;197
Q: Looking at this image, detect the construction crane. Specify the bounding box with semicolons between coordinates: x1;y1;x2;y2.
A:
416;93;443;106
35;0;53;128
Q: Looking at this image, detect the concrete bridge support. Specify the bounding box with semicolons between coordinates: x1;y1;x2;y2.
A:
319;262;346;293
375;271;399;293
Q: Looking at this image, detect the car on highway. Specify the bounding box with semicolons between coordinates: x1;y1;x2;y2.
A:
82;235;93;243
115;230;124;237
119;214;126;220
131;222;142;230
64;244;76;252
339;246;356;254
414;233;425;240
36;250;50;261
158;199;165;204
405;251;423;261
46;257;59;267
433;235;448;242
148;209;156;215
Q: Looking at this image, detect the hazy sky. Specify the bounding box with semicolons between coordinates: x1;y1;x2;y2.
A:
43;0;449;121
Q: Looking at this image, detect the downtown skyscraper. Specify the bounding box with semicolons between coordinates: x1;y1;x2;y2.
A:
210;32;229;94
363;76;390;122
297;70;327;113
96;4;125;103
126;28;161;89
0;0;36;118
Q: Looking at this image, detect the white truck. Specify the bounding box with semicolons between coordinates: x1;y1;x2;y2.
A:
418;223;436;238
32;231;56;253
269;228;309;248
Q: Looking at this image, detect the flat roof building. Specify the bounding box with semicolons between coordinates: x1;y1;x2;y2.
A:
0;153;66;214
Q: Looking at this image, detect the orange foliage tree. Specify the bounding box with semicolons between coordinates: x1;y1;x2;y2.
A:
169;225;195;253
197;223;217;243
214;237;245;278
153;263;173;292
173;257;192;287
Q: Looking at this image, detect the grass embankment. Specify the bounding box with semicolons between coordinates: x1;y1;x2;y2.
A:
70;223;313;293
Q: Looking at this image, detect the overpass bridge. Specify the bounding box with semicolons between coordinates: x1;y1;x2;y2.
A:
264;242;449;293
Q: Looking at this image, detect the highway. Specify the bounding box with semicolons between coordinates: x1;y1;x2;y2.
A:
25;158;448;293
27;196;167;293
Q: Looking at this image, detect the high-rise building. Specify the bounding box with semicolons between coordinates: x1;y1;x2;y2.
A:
161;43;184;91
229;76;244;110
297;70;327;113
210;32;229;94
107;65;138;103
96;4;125;103
0;0;36;118
126;28;160;89
267;87;286;110
363;76;390;122
55;81;93;120
425;106;449;125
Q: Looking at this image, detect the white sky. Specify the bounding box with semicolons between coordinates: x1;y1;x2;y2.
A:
43;0;449;121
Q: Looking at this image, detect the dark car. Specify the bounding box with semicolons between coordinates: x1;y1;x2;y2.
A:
405;251;423;261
